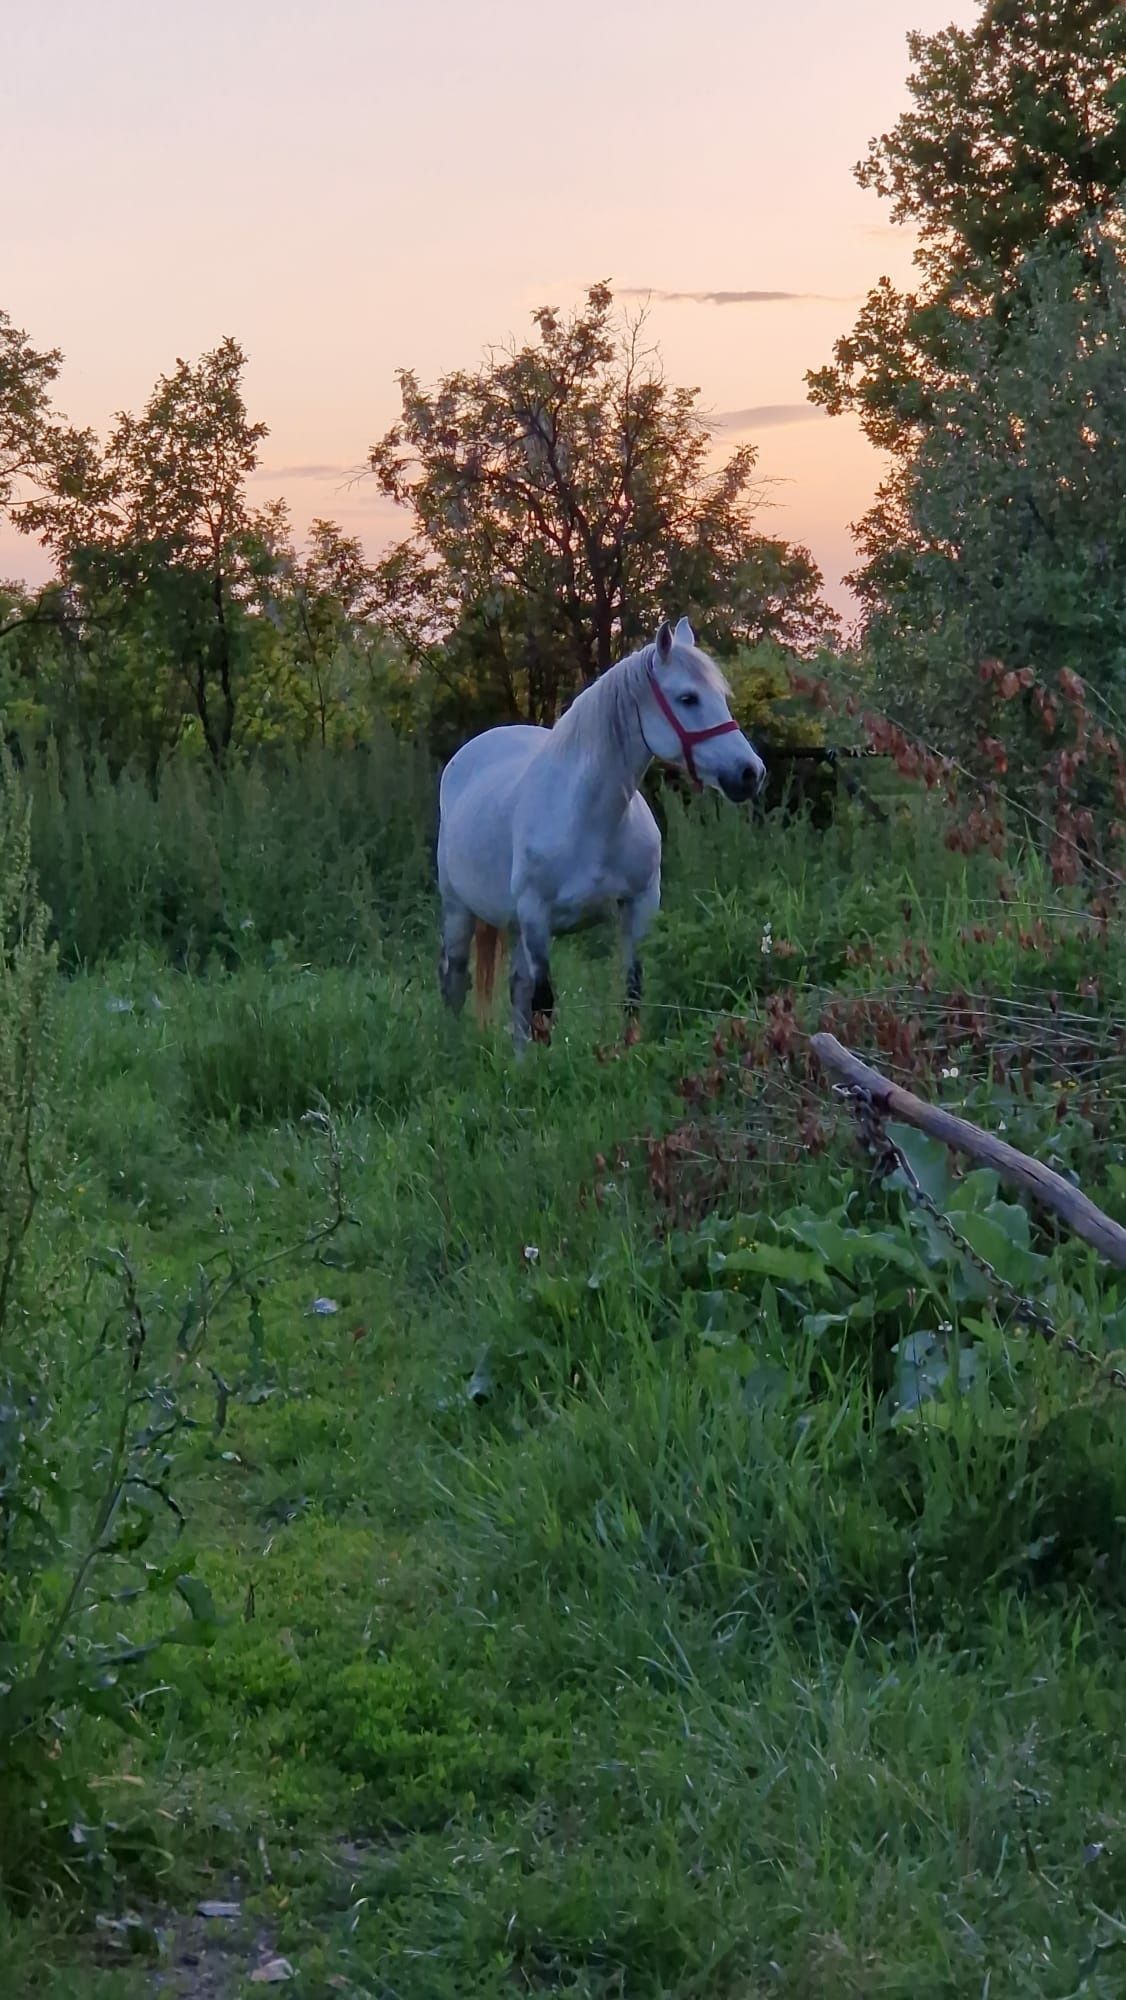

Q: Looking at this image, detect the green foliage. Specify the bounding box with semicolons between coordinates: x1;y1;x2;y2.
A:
246;505;414;749
863;218;1126;731
810;0;1126;455
0;751;56;1338
810;0;1126;715
23;733;435;967
0;308;62;515
857;0;1126;284
0;766;215;1900
0;782;1124;1993
179;966;431;1126
0;1089;355;1904
724;640;827;745
20;338;270;764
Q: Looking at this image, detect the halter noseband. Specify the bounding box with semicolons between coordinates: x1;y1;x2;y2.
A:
645;649;740;792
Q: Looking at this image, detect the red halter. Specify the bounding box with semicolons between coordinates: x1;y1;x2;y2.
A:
646;651;741;792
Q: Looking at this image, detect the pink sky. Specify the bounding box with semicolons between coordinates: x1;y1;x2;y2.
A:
3;0;975;618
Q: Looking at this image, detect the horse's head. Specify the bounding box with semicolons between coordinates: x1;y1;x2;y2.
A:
641;618;766;802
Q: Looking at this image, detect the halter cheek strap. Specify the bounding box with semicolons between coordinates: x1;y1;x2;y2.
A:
646;653;740;792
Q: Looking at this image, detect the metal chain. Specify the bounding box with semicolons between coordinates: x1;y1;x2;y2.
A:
835;1082;1126;1393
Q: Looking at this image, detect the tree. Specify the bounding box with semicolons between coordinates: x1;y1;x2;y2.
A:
21;338;267;764
862;219;1126;730
369;283;835;725
808;0;1126;601
0;311;62;520
0;579;82;746
250;505;399;747
0;312;76;664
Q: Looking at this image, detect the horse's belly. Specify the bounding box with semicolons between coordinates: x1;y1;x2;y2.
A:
549;899;607;934
548;866;639;931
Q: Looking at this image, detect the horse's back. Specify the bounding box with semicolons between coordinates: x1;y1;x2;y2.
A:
439;724;549;815
438;724;551;925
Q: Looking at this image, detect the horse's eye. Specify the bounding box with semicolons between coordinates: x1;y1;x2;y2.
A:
678;691;700;709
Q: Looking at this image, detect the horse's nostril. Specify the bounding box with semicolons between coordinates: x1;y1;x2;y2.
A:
721;762;765;805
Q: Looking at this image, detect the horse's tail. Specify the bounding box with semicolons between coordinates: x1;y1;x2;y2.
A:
473;922;507;1022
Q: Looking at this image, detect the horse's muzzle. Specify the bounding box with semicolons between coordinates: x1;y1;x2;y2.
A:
721;760;767;804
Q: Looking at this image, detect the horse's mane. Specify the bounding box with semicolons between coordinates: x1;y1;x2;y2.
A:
552;643;730;768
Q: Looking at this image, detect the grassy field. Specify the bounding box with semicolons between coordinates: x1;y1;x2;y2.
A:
5;774;1126;1998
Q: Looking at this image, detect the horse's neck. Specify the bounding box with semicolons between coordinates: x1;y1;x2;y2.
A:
557;660;650;832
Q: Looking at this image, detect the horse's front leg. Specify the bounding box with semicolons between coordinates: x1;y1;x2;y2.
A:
512;899;555;1053
620;879;660;1043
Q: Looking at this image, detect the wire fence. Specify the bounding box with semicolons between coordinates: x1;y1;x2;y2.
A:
613;970;1126;1233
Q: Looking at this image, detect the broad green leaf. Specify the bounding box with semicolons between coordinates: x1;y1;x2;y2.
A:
948;1206;1046;1289
891;1331;983;1420
801;1309;854;1339
893;1329;949;1414
716;1242;832;1290
691;1289;754;1337
778;1210;859;1271
175;1573;218;1624
946;1187;1032;1246
886;1124;954;1205
784;1208;923;1278
947;1167;1001;1209
742;1365;792;1409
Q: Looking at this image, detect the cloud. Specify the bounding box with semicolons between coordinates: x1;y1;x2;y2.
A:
711;403;828;431
621;287;833;306
858;223;918;242
251;462;365;482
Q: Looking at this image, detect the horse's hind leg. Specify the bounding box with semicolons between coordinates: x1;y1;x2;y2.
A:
512;900;554;1052
438;892;474;1013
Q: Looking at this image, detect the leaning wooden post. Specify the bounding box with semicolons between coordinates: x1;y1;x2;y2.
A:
810;1031;1126;1272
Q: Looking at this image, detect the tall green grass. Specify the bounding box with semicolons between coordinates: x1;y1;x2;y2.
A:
24;733;436;967
4;750;1126;1995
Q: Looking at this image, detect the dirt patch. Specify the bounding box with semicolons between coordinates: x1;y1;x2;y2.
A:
144;1891;280;1996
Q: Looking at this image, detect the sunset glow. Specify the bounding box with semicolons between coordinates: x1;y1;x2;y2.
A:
5;0;976;613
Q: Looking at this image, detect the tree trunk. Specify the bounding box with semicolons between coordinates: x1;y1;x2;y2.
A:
212;566;236;758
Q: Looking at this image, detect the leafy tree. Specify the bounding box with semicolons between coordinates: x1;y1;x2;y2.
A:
0;310;62;520
251;506;394;746
0;580;82;744
21;338;267;764
862;220;1126;730
0;313;80;666
808;0;1126;606
369;283;835;725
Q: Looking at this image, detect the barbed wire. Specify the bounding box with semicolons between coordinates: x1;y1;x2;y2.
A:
789;653;1126;891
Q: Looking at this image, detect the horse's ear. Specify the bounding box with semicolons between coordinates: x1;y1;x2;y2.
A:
674;616;695;647
654;620;674;663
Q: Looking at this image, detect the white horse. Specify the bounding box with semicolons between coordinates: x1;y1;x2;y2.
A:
436;617;766;1047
